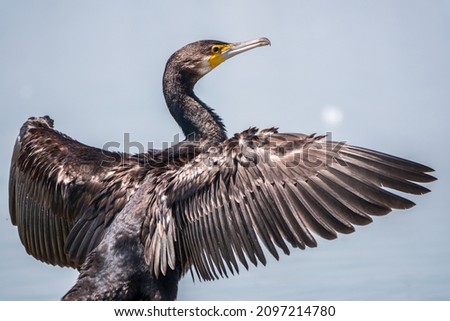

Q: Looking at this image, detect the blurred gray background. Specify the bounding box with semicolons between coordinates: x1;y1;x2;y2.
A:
1;0;448;300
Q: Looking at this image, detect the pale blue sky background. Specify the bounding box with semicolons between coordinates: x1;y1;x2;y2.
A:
0;0;449;300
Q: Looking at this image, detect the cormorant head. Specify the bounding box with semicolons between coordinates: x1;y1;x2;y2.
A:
165;37;271;86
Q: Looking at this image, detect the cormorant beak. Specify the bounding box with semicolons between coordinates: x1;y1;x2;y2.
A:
222;37;271;61
208;37;270;71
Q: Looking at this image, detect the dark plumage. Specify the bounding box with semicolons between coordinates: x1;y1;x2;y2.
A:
9;37;435;300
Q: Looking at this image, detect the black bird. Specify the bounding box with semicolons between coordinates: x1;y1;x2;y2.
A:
9;37;435;300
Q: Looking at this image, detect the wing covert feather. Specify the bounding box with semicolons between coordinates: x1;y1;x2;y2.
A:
143;128;435;281
9;116;144;267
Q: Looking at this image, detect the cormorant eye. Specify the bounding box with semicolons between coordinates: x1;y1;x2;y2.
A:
211;45;221;54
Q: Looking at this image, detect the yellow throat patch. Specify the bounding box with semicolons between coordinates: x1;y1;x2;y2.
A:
209;44;232;69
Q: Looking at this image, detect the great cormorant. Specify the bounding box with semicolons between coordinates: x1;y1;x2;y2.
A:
9;37;435;300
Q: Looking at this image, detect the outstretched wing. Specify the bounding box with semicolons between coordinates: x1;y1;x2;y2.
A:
9;116;143;267
143;128;435;281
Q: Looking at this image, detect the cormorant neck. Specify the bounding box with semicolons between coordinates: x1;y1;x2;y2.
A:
163;65;227;144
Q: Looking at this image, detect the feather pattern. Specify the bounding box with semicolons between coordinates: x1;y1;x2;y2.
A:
141;128;435;281
9;116;148;267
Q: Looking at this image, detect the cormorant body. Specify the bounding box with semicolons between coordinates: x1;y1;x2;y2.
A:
8;37;435;300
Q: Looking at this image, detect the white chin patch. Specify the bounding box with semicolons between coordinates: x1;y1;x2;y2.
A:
197;59;213;76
